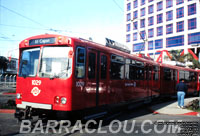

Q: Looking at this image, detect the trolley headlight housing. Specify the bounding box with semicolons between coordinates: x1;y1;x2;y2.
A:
16;93;21;99
61;97;67;104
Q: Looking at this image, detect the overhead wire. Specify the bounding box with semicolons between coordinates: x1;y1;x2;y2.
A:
112;0;124;13
0;4;48;29
0;4;63;33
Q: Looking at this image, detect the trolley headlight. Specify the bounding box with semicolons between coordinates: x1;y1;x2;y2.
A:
54;96;60;104
16;93;21;99
61;97;67;104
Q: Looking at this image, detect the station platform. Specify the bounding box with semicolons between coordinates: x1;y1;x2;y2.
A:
150;97;200;116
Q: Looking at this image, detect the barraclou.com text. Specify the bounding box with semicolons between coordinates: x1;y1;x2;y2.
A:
19;120;185;134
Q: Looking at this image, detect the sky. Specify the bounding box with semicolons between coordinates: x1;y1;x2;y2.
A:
0;0;125;58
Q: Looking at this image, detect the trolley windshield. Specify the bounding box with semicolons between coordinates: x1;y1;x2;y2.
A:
19;47;72;79
19;48;40;77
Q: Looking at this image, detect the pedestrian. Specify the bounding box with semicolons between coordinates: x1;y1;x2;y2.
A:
176;79;188;109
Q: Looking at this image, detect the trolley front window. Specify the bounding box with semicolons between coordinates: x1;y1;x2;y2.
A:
19;48;40;77
39;47;72;78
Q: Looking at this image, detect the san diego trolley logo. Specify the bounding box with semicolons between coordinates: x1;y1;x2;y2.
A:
31;87;41;96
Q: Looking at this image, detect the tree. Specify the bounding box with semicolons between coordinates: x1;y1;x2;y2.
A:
169;50;200;69
0;56;8;71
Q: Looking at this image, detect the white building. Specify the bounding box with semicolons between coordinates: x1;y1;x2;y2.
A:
125;0;200;61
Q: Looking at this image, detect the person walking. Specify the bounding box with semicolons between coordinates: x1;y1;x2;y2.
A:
176;79;188;109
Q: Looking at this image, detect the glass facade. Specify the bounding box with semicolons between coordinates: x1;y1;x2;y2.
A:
141;8;145;17
140;19;145;28
127;24;131;32
157;1;163;11
155;39;163;49
148;5;153;14
166;35;184;47
176;7;184;19
148;28;154;38
188;18;196;30
166;24;173;34
157;14;163;24
188;32;200;45
133;43;145;52
177;21;184;32
176;0;184;5
188;4;196;16
157;26;163;36
148;16;154;26
148;41;153;50
133;32;137;41
166;0;173;8
166;11;173;21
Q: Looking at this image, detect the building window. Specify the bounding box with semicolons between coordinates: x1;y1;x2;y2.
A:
176;0;184;5
140;19;145;28
157;1;163;11
188;4;196;16
148;41;153;50
166;0;173;8
134;0;138;8
157;26;163;36
188;18;196;30
188;32;200;45
133;32;137;41
127;13;131;21
127;24;131;32
148;5;153;14
133;43;145;52
177;21;184;32
141;8;145;17
155;39;163;49
127;3;131;11
140;31;146;40
148;28;154;38
133;21;138;30
126;34;130;42
166;10;173;21
141;0;145;6
166;24;173;34
133;10;138;19
148;16;154;26
176;7;184;19
157;13;163;24
166;35;184;47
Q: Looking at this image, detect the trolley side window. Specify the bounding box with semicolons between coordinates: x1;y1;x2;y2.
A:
164;68;172;81
136;61;144;80
153;65;159;81
125;59;136;80
101;55;107;79
88;52;96;79
75;47;86;78
110;54;124;80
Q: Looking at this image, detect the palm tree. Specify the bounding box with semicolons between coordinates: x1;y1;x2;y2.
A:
169;50;200;69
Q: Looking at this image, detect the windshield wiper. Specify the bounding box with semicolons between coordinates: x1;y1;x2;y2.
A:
50;74;59;80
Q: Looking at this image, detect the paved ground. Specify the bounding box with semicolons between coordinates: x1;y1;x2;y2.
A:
150;97;200;116
0;104;200;136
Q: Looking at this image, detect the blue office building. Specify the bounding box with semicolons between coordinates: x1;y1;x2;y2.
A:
125;0;200;60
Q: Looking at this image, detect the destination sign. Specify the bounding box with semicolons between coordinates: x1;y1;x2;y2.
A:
29;37;56;46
